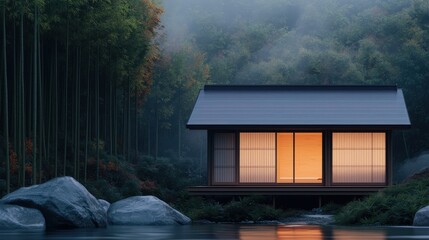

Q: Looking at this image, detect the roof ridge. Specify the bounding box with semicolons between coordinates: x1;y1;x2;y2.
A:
204;85;398;91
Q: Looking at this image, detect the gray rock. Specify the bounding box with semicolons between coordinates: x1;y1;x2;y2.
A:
0;176;107;229
108;196;191;225
414;205;429;226
98;199;110;212
0;204;45;230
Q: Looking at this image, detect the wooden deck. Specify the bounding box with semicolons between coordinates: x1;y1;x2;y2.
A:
188;185;384;196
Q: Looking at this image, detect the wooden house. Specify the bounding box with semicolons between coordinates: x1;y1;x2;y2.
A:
186;85;410;197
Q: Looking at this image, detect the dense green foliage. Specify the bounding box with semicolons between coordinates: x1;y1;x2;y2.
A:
82;154;202;204
335;179;429;225
176;196;286;222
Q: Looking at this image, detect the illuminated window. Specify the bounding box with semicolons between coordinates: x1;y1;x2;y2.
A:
332;132;386;183
295;133;323;183
277;133;323;184
277;133;294;183
213;133;236;183
239;133;275;183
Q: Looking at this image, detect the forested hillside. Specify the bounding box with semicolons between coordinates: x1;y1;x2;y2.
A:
155;0;429;166
1;0;429;201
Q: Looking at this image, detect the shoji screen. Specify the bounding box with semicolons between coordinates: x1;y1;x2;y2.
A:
240;133;275;183
332;132;386;184
213;133;236;183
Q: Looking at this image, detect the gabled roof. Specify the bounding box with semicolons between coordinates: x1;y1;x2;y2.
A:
186;85;411;129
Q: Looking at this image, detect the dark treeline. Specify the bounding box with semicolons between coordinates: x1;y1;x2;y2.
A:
158;0;429;172
0;0;162;194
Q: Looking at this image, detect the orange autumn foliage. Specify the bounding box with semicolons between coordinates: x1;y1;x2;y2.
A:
8;146;18;174
107;161;119;171
25;138;33;155
140;180;156;191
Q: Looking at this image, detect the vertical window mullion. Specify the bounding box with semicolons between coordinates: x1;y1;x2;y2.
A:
293;132;295;184
275;132;277;183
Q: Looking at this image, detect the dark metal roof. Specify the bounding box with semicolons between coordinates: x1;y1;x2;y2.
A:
187;85;411;129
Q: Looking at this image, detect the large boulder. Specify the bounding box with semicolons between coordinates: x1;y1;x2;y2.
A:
414;205;429;226
0;176;107;229
108;196;191;225
0;204;45;230
98;199;110;212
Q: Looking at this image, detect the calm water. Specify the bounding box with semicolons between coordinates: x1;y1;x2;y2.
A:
1;225;429;240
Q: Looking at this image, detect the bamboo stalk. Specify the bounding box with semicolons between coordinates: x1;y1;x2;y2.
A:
3;0;10;193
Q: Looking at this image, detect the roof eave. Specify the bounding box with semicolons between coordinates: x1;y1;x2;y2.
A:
186;124;411;130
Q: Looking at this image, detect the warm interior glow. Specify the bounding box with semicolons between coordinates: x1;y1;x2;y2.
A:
213;133;236;183
277;133;294;183
295;133;323;183
332;132;386;183
239;133;275;183
276;226;323;240
276;132;322;184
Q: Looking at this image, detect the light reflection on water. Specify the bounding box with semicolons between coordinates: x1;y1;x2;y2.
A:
1;224;429;240
240;225;386;240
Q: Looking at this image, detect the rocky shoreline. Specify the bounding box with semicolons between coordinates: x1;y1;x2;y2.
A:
0;176;333;230
2;176;429;230
0;176;191;230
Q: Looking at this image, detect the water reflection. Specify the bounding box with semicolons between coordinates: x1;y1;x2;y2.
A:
276;226;323;239
239;225;386;240
2;224;429;240
333;229;385;240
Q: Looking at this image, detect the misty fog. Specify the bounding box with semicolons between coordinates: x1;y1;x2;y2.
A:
150;0;429;181
397;153;429;182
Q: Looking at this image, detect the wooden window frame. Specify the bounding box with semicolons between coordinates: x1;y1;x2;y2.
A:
209;129;391;187
329;130;389;187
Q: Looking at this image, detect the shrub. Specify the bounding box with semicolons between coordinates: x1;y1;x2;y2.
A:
321;202;343;214
335;179;429;225
250;205;282;221
191;202;225;222
224;200;252;222
177;196;285;222
84;179;123;203
121;179;141;198
177;197;225;222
